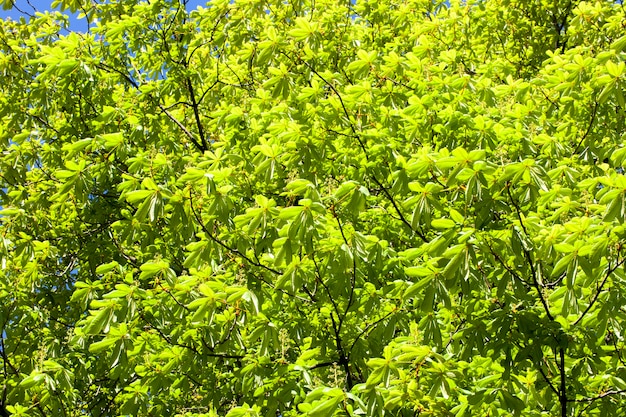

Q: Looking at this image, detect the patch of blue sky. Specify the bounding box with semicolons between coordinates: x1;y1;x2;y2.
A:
0;0;209;32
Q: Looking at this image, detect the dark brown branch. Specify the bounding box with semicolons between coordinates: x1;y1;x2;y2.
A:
483;237;532;288
370;175;428;242
537;361;559;397
310;248;353;388
574;388;626;417
158;105;205;151
187;190;310;302
188;190;281;276
506;183;553;320
293;56;368;155
573;100;599;155
559;346;568;417
96;62;206;151
291;58;425;243
307;361;337;370
311;256;342;325
575;388;626;402
158;283;190;312
349;310;396;353
329;206;357;333
328;311;354;389
184;76;209;150
574;255;626;326
139;309;243;360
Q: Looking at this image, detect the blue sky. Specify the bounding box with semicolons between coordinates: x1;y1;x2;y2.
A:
0;0;208;32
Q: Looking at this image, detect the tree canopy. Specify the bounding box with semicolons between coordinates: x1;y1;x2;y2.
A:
1;0;626;416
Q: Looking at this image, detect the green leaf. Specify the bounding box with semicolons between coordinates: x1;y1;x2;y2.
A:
395;345;430;363
404;275;434;299
89;337;118;353
405;266;435;277
125;190;153;204
96;261;119;274
20;372;45;389
431;218;456;229
598;80;616;104
308;392;344;417
552;253;573;278
83;306;114;335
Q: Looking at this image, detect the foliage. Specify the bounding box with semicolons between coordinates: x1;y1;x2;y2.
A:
1;0;626;416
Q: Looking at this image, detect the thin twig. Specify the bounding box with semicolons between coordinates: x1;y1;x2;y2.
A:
573;100;598;155
574;256;626;326
506;183;553;320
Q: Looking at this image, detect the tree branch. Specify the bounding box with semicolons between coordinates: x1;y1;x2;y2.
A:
573;100;598;155
559;347;567;417
329;205;357;333
369;175;428;242
575;389;626;417
506;183;553;320
184;76;209;150
537;362;559;397
96;62;206;151
187;190;310;302
574;255;626;326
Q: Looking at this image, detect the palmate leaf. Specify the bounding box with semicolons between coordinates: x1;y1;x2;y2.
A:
82;304;115;336
125;189;153;204
135;191;163;223
19;372;45;389
88;336;118;353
